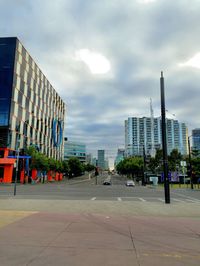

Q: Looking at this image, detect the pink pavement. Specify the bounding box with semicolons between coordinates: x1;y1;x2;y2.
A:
0;212;200;266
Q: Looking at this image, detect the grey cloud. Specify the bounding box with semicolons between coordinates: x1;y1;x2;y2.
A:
1;0;200;162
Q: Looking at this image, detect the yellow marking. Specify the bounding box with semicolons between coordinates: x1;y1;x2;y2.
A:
141;252;200;260
0;210;37;228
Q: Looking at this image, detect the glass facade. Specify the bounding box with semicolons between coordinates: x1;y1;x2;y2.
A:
0;38;16;147
98;150;105;170
0;37;65;160
64;141;86;163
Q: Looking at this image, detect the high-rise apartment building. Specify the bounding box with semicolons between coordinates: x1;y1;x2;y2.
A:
0;37;65;160
192;128;200;153
125;117;188;156
97;150;105;170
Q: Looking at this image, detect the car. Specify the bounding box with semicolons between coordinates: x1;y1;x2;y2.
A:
103;179;112;185
125;180;135;187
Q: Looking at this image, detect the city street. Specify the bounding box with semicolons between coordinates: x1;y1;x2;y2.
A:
1;173;200;204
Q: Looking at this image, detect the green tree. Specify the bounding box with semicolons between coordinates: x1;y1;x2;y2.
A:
192;148;200;158
67;157;84;178
147;149;163;174
62;160;69;176
168;149;182;172
116;157;143;178
191;157;200;180
26;146;49;172
83;163;95;172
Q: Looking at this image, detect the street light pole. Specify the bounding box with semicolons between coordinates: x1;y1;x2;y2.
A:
160;71;170;204
188;136;193;189
143;145;146;185
14;137;20;196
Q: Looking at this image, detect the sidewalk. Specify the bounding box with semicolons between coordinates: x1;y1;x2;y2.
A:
0;200;200;266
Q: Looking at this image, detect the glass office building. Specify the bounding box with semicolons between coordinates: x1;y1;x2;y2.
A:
0;37;65;160
97;150;105;170
64;140;86;163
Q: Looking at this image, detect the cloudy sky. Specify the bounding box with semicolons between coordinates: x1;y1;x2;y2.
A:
1;0;200;163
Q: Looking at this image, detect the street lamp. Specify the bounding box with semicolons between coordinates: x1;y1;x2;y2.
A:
14;136;20;196
160;71;170;204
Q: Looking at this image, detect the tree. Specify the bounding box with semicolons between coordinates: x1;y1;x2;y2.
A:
192;148;200;158
191;157;200;183
116;157;143;178
168;149;182;172
67;157;84;178
83;163;95;172
26;146;49;172
62;160;69;176
147;149;163;174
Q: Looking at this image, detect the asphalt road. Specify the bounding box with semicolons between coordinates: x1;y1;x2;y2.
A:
1;173;200;204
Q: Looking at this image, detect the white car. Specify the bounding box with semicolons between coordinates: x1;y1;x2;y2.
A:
125;180;135;187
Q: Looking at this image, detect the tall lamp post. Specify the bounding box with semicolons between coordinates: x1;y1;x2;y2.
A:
14;136;20;196
160;71;170;204
142;145;146;185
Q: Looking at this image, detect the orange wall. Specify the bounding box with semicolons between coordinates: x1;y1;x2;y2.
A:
3;165;13;183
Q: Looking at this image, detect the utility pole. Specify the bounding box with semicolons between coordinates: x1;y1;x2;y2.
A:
160;71;170;204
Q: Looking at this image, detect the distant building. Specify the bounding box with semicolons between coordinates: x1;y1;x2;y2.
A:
97;150;105;170
114;148;125;167
104;158;109;170
91;157;97;167
64;140;86;163
125;117;188;156
192;128;200;155
86;153;92;164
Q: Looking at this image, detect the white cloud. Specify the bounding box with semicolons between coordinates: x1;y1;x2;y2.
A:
75;49;111;74
138;0;156;4
179;53;200;69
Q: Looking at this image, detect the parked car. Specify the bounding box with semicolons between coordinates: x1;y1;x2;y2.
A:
103;179;112;185
125;180;135;187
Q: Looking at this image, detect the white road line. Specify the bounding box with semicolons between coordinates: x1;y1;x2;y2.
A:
91;197;96;201
138;197;146;202
185;199;199;203
172;198;184;202
171;191;200;202
158;198;165;202
117;197;122;201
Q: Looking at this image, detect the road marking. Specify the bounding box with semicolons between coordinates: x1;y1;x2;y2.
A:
172;198;184;202
171;191;200;202
158;198;165;202
117;197;122;201
138;197;146;202
185;199;199;203
91;197;96;201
